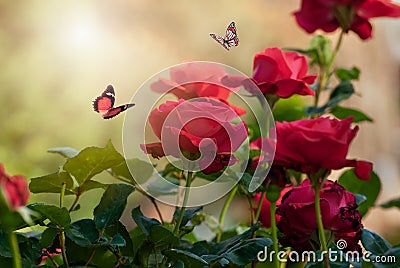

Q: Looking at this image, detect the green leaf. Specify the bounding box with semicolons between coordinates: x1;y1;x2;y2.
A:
29;171;75;195
65;236;116;268
48;147;79;158
361;229;392;256
112;158;154;182
211;224;260;254
306;81;355;116
338;169;381;216
273;96;306;122
78;180;107;193
105;221;134;257
221;238;272;266
330;106;373;123
379;197;400;209
164;249;209;267
173;207;203;228
40;227;59;248
131;206;161;236
64;140;125;184
93;184;134;230
149;225;179;246
328;80;355;106
65;219;99;247
336;67;360;81
0;230;12;258
30;204;71;227
308;35;333;67
146;177;179;197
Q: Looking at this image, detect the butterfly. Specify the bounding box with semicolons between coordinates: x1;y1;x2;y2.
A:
93;85;135;119
210;22;239;51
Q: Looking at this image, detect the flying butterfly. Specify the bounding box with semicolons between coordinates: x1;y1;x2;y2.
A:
210;22;239;51
93;85;135;119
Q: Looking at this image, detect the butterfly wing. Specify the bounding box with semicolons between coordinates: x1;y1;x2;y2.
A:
225;22;239;48
210;33;230;51
93;85;115;113
103;103;135;119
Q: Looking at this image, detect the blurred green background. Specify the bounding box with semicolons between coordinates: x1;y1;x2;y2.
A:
1;0;399;242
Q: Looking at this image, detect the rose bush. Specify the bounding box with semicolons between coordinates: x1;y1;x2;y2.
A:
277;179;363;252
294;0;400;39
141;98;248;174
223;47;316;98
274;116;373;180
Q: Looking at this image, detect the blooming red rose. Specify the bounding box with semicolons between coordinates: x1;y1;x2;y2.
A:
0;164;29;211
274;116;372;180
141;99;248;174
255;184;292;228
223;47;316;99
151;62;246;116
294;0;400;40
277;179;363;252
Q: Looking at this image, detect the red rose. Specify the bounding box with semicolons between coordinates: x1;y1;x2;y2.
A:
151;62;246;116
277;179;363;252
141;99;248;174
294;0;400;40
0;164;29;211
223;47;316;99
274;116;372;180
255;185;292;228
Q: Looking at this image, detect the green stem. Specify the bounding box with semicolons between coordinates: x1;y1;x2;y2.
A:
60;182;66;208
59;231;70;268
314;30;345;110
216;185;238;242
160;171;194;268
246;194;255;225
254;191;266;222
173;171;194;235
313;182;329;268
270;201;280;268
8;232;21;268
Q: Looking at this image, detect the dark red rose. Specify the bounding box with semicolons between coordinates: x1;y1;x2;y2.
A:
277;179;363;252
151;62;246;116
255;185;292;228
223;47;316;99
0;164;29;211
141;99;248;174
274;116;372;181
294;0;400;40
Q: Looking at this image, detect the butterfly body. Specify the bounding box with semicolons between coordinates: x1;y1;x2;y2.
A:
210;22;239;51
93;85;135;119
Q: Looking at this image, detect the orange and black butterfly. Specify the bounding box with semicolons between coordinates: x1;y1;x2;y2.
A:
93;85;135;119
